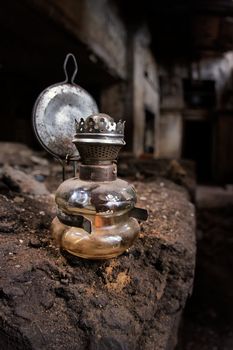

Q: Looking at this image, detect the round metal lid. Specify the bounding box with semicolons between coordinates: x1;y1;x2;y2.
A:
32;54;98;160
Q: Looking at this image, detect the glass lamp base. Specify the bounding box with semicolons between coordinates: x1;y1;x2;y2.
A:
51;216;140;260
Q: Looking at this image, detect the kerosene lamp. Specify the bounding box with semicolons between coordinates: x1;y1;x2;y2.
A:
33;54;147;259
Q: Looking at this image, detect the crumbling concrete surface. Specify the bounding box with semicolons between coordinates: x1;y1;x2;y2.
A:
0;143;196;350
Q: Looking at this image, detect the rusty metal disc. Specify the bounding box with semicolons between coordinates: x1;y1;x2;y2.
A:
32;54;98;160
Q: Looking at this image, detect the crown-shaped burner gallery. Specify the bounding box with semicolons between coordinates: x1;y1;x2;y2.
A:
75;113;125;135
73;113;125;163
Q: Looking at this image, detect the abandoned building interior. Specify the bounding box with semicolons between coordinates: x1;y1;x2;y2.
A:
0;0;233;349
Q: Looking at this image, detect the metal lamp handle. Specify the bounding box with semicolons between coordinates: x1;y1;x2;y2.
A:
63;53;78;84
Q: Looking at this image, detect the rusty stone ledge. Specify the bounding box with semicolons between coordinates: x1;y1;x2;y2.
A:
0;145;196;350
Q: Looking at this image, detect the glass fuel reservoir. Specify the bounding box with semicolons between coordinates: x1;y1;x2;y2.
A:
51;114;148;259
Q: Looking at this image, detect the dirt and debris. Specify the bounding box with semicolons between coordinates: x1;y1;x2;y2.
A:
2;165;50;196
178;189;233;350
118;155;196;202
0;143;196;350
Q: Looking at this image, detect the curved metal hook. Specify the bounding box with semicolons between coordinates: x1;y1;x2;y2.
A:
55;153;80;181
63;53;78;84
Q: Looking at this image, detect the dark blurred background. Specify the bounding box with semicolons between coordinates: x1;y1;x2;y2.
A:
1;0;233;184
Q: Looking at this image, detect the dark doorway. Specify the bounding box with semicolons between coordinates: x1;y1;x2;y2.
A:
144;109;155;154
183;79;216;109
182;120;213;183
